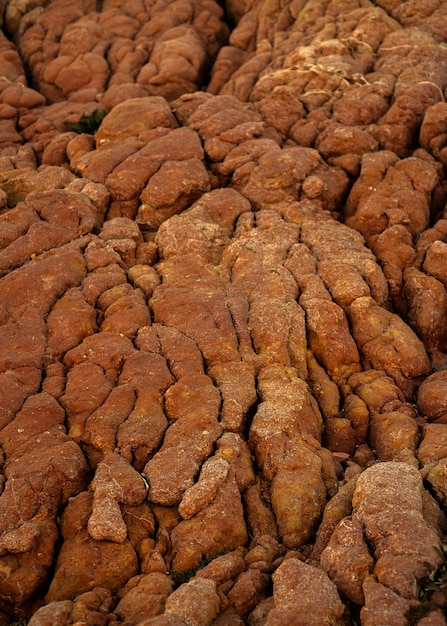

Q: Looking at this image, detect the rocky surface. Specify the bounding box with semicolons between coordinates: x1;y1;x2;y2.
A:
1;0;447;624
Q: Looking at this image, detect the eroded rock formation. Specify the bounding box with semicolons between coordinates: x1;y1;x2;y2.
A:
1;0;447;624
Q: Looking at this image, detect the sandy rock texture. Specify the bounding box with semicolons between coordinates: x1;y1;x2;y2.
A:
1;0;447;625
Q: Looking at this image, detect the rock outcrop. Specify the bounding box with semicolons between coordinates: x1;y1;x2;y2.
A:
1;1;447;625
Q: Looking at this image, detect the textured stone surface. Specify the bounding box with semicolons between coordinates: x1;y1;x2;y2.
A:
1;1;447;625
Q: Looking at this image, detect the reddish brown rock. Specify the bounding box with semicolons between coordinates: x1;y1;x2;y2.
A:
418;423;447;467
161;577;220;625
310;474;359;564
226;568;270;616
87;452;148;543
170;456;248;572
360;577;412;626
14;0;228;105
195;549;248;607
298;220;389;308
344;370;420;466
96;97;178;144
4;1;447;624
346;151;439;240
46;492;139;602
321;466;447;625
403;267;447;369
420;102;447;165
27;588;117;626
0;392;89;605
418;422;447;508
369;411;419;466
423;238;447;286
266;557;345;625
247;365;327;550
115;573;173;623
269;436;327;550
19;101;107;159
348;296;431;398
243;482;280;541
321;516;374;605
137;153;211;229
322;462;443;614
144;371;222;507
299;294;361;385
150;267;240;367
69;102;212;223
418;371;447;423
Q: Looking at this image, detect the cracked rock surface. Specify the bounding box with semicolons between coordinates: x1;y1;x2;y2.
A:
1;1;447;625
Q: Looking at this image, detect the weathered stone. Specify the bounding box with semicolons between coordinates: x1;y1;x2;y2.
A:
4;1;447;623
46;492;138;602
266;558;344;625
114;573;173;622
170;461;248;572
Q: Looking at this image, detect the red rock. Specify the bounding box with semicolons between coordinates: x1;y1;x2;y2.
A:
310;475;359;563
369;411;419;465
45;287;97;362
19;101;107;157
420;102;447;164
178;456;231;520
63;329;135;371
197;549;246;584
0;392;88;605
0;166;76;208
28;588;117;626
300;295;361;385
243;482;280;540
96;97;178;144
418;423;447;467
321;516;374;605
403;268;447;369
163;577;220;625
249;364;323;458
115;573;173;622
0;80;45;109
269;436;327;549
346;152;438;242
87;452;148;543
145;447;200;508
15;0;228;105
46;492;138;602
248;596;275;626
137;156;211;229
305;350;341;424
423;239;447;286
320;461;446;622
418;371;447;423
4;1;447;624
266;557;345;625
209;362;257;433
151;275;239;367
227;569;270;615
348;296;431;398
170;460;248;572
360;577;412;626
216;432;256;492
353;463;442;598
298;219;389;306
